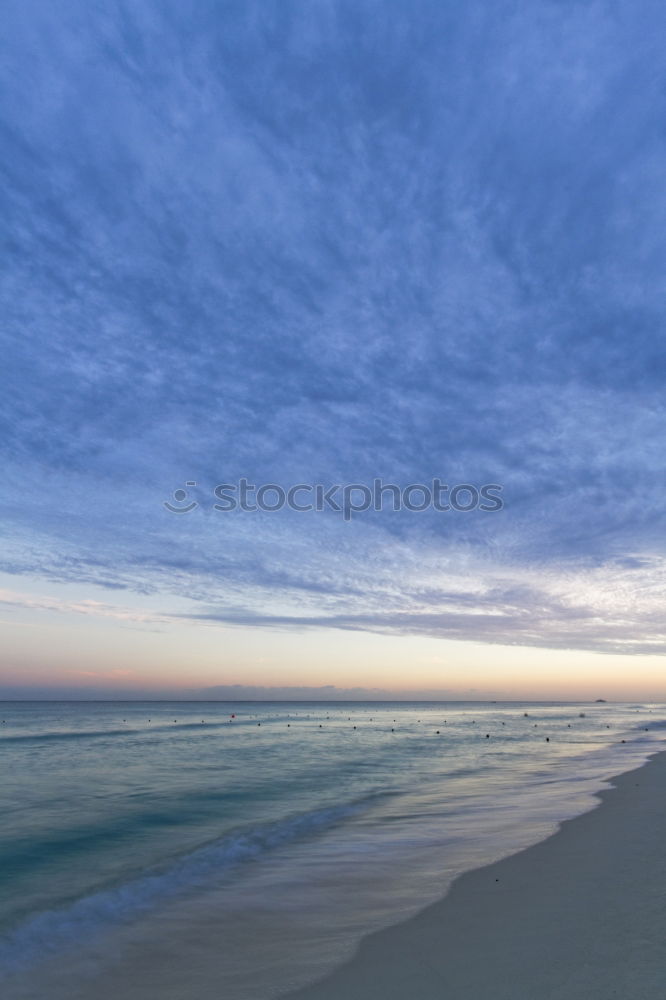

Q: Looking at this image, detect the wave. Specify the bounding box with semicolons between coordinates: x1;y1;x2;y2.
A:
0;794;382;974
0;719;270;744
0;729;133;744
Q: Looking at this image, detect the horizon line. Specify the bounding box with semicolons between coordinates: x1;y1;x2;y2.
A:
0;697;619;704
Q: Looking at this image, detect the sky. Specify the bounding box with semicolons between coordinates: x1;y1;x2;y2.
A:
1;0;665;700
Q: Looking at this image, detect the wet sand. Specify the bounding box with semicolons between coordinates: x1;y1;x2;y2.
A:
283;748;666;1000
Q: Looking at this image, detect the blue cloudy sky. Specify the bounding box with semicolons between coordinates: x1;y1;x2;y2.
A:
1;1;665;698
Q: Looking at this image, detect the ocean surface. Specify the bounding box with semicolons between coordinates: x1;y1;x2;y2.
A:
1;700;664;999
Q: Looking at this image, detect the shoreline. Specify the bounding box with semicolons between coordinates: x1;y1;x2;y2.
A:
283;747;666;1000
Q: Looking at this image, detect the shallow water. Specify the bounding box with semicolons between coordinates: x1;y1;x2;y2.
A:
1;700;663;998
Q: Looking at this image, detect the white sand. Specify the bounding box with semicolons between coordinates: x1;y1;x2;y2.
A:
283;749;666;999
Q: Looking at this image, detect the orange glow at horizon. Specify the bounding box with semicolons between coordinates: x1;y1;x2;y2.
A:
2;608;666;702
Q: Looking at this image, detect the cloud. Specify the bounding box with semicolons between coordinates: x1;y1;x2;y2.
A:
177;554;666;655
1;1;665;661
0;680;497;701
0;587;176;625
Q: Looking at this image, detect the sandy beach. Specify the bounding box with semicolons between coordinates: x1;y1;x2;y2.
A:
284;749;666;1000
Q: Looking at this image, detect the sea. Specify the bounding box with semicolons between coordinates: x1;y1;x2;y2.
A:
1;700;664;999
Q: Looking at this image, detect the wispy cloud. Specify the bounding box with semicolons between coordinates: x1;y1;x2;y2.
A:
1;1;665;663
0;588;176;625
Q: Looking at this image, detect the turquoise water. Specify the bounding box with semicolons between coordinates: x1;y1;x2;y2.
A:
1;700;663;999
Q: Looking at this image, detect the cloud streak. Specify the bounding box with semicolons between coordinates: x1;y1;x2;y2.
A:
1;1;665;666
